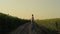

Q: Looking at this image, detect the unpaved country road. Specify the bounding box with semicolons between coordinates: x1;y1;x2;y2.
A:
9;22;58;34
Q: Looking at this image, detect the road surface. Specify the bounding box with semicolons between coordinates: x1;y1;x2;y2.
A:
9;22;57;34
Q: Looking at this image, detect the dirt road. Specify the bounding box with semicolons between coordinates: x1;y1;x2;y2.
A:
9;22;58;34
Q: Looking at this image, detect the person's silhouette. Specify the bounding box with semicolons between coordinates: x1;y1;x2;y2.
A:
31;14;35;30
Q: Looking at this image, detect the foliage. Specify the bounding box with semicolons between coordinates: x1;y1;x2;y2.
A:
0;13;30;34
35;18;60;31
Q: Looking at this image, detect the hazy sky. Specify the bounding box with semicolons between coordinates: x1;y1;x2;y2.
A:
0;0;60;19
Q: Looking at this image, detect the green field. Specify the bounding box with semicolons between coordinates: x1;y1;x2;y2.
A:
35;18;60;31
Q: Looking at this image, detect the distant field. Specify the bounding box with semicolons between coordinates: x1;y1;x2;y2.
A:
35;18;60;31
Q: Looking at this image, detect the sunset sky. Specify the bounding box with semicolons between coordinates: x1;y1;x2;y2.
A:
0;0;60;19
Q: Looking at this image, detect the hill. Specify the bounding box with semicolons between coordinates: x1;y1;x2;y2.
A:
0;13;30;34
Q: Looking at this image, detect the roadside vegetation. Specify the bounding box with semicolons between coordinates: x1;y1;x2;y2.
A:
35;18;60;33
0;13;30;34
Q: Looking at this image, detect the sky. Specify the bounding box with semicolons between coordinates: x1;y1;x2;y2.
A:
0;0;60;19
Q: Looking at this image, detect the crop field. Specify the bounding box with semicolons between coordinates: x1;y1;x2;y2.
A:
35;18;60;32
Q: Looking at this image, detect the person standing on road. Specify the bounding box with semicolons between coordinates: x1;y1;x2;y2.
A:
31;14;35;30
